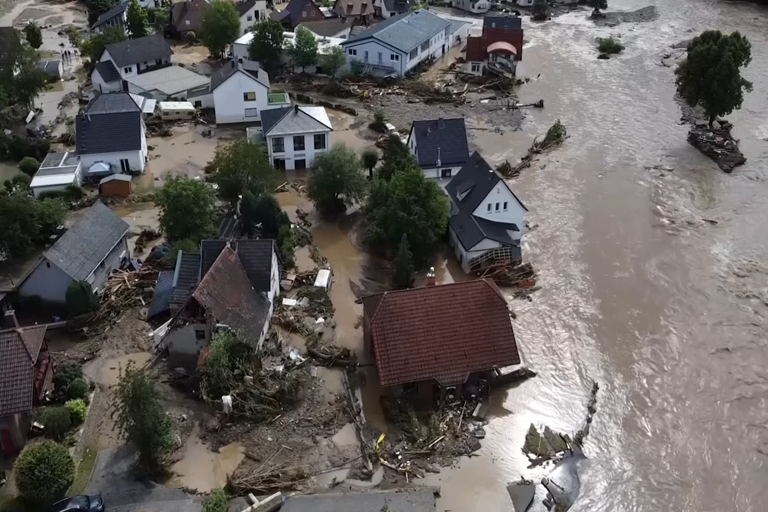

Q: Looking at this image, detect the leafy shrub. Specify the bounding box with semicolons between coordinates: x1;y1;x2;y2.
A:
53;363;84;403
278;224;295;268
65;399;87;425
597;37;624;54
36;406;72;440
202;488;228;512
18;156;40;176
66;280;99;317
14;440;75;506
369;108;387;133
67;378;90;401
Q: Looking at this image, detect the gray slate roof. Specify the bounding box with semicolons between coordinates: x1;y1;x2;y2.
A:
210;61;269;91
94;60;120;82
45;201;129;281
383;0;414;15
170;251;201;306
235;0;257;16
262;105;331;136
410;117;469;168
103;34;173;68
201;239;275;292
85;92;141;114
92;2;127;29
341;10;451;53
260;107;292;135
76;92;143;155
281;489;437;512
147;270;174;318
299;18;351;37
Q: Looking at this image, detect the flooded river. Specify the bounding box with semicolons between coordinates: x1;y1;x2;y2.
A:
419;1;768;511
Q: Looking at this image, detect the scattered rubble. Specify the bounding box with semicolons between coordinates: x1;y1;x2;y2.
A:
497;120;568;178
134;228;161;254
479;262;536;289
687;122;746;173
592;5;658;26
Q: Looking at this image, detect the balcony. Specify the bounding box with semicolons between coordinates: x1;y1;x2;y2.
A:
268;91;290;105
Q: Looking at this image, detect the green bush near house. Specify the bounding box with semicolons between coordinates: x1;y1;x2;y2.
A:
52;363;84;403
65;399;87;425
202;488;228;512
14;440;75;506
18;157;40;177
35;406;72;440
66;378;90;402
65;280;99;317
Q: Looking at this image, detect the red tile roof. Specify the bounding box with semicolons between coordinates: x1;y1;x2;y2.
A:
465;27;524;63
0;326;47;417
465;36;486;63
362;280;520;387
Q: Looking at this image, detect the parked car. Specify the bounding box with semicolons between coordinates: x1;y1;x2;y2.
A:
50;495;105;512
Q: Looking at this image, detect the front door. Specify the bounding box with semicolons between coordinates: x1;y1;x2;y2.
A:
119;159;130;173
295;159;306;170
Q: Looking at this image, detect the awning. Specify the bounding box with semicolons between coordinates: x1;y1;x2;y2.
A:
487;41;517;56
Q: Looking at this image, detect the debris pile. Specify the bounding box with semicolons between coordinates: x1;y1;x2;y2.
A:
480;262;537;289
687;122;746;173
497;119;568;177
134;228;161;254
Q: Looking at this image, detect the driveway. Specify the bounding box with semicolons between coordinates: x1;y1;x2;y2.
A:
86;446;201;512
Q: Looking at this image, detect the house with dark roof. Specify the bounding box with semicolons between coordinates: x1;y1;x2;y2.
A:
371;0;416;19
465;14;524;78
362;279;521;407
90;34;173;92
445;151;527;273
236;0;268;35
339;10;453;77
331;0;377;26
169;0;208;39
262;105;332;170
407;117;469;179
76;91;147;176
271;0;326;30
91;2;128;33
298;18;351;39
207;60;289;124
0;326;53;452
18;202;130;303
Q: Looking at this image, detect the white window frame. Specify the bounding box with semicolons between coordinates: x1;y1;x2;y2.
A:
244;108;258;118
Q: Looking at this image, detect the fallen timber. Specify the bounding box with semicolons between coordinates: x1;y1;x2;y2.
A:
688;122;746;173
497;120;568;178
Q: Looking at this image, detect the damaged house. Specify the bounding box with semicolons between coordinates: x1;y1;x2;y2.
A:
156;240;280;370
465;14;524;78
362;279;521;408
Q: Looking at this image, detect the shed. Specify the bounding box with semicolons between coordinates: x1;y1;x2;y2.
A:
158;101;196;120
99;174;133;197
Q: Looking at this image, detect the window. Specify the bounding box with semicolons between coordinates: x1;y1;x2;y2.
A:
391;54;399;61
295;159;306;169
349;48;357;56
245;108;258;117
378;52;382;64
194;100;202;108
420;41;429;52
364;50;369;62
441;168;452;178
313;133;326;150
503;201;508;211
293;135;305;151
195;329;206;341
272;137;285;153
247;15;253;21
302;9;307;17
409;48;418;60
119;159;130;172
495;202;500;212
123;66;132;73
46;261;50;268
471;63;480;72
487;203;491;212
243;91;256;101
273;158;286;170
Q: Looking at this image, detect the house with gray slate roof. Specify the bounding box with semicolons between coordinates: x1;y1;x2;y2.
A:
261;105;332;170
407;117;469;180
339;9;453;76
445;151;527;273
18;202;130;303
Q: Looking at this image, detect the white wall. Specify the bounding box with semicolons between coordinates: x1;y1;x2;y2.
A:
344;40;406;75
80;148;146;175
465;61;485;76
239;3;259;35
91;69;122;93
18;259;73;303
403;24;451;73
471;181;526;236
213;71;269;124
101;49;171;80
266;130;331;170
454;0;491;13
420;165;463;179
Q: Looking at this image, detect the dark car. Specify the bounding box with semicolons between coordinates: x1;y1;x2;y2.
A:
50;495;104;512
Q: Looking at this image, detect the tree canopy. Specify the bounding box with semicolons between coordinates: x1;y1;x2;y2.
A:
365;166;449;266
0;43;48;109
240;191;288;238
23;22;42;49
378;134;418;181
66;280;100;317
248;20;285;72
307;143;367;214
675;30;752;126
200;1;241;59
320;45;346;79
126;0;149;38
0;195;66;258
587;0;608;13
392;234;415;289
288;26;318;71
155;177;217;243
206;139;279;203
361;149;378;179
80;26;127;61
14;440;75;506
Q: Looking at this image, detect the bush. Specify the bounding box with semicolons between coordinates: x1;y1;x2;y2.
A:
53;363;84;403
369;108;387;132
278;224;295;268
597;37;624;54
202;488;228;512
66;280;99;317
19;156;40;176
36;406;72;440
65;399;87;425
185;30;197;42
67;378;90;401
15;440;75;506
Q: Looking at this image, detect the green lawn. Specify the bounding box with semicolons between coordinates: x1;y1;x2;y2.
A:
70;447;98;496
268;92;290;104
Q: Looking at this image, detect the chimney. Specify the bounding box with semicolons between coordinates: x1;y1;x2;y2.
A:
4;310;19;329
425;267;436;287
436;146;441;167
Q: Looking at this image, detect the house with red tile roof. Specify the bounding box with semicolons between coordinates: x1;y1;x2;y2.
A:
0;325;53;452
361;279;520;407
465;14;523;79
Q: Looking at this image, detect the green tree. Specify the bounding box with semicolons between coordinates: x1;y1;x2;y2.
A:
365;166;449;265
200;330;256;399
587;0;608;14
307;143;367;214
80;26;127;61
126;0;149;38
5;45;48;108
278;224;294;267
378;134;416;181
4;173;31;195
33;198;66;242
240;191;287;238
156;177;217;243
531;0;548;20
66;378;90;401
203;489;228;512
675;30;752;127
248;19;284;72
0;195;65;257
36;406;72;440
207;139;278;203
361;149;378;179
369;107;387;132
65;399;87;425
200;1;240;59
114;361;175;473
597;37;624;54
320;45;346;79
52;363;84;403
392;234;415;289
147;6;170;32
14;440;75;506
23;22;42;49
66;280;100;316
67;27;83;48
288;26;318;72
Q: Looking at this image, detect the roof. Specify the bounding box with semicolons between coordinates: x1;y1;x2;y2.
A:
210;61;269;91
147;270;174;319
104;34;173;67
76;111;142;154
0;326;47;417
484;14;522;29
235;0;257;16
334;0;374;17
91;2;127;29
85;91;141;115
465;35;485;62
158;101;195;111
274;0;319;26
362;280;520;387
37;59;61;75
449;210;519;249
280;489;437;512
99;174;132;184
44;201;129;281
467;21;524;62
31;152;81;188
341;10;452;53
299;18;350;37
262;105;332;136
170;0;207;32
171;251;201;306
410;118;469;168
200;239;275;292
382;0;414;15
126;65;210;96
129;93;157;114
446;151;527;213
93;60;120;82
192;246;271;337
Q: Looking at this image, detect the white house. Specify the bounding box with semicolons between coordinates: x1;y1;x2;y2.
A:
236;0;268;35
454;0;491;14
209;60;290;124
444;152;528;273
261;105;332;170
232;30;345;75
339;10;454;77
515;0;534;6
371;0;414;19
97;34;173;80
407;117;469;180
29;152;82;199
76;92;147;176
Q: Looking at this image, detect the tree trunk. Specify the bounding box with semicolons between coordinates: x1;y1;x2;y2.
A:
708;114;716;128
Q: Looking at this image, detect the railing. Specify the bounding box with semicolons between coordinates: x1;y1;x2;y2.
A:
468;246;519;272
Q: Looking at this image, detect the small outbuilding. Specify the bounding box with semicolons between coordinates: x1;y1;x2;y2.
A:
158;101;196;121
99;174;133;197
37;59;63;81
30;152;82;199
